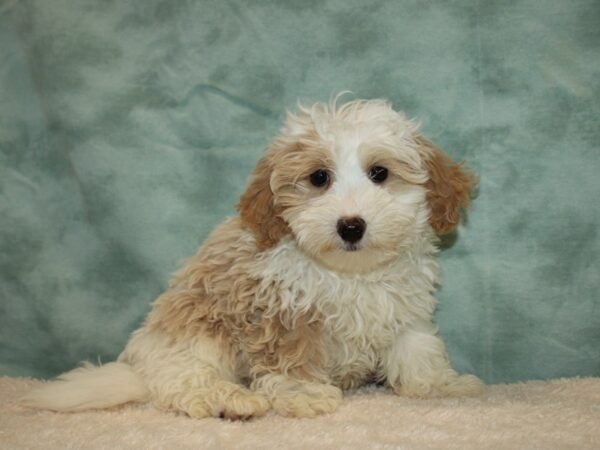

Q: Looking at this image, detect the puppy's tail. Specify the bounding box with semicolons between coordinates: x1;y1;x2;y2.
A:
20;362;150;412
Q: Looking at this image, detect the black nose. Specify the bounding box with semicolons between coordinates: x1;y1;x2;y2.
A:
337;217;366;244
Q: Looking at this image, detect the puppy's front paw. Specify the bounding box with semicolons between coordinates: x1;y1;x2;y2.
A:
180;385;270;420
218;389;270;420
395;374;485;398
272;383;342;418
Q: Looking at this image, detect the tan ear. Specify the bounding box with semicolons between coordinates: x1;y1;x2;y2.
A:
416;135;477;235
236;154;290;249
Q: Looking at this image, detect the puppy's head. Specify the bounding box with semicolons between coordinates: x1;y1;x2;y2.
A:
238;98;476;272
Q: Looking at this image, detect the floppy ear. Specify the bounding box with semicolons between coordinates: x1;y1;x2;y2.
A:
416;135;477;235
236;154;290;249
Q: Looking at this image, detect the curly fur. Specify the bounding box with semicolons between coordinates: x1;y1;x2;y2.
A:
21;97;483;419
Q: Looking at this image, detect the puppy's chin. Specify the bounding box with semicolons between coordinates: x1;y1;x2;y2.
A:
309;244;398;274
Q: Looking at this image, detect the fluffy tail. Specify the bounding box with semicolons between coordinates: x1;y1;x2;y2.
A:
20;362;150;412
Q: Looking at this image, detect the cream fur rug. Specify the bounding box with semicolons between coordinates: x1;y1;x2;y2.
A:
1;377;598;449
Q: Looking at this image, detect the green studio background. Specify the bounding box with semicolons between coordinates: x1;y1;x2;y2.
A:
1;0;598;383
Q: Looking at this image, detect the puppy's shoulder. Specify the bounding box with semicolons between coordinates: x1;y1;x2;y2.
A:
169;217;259;289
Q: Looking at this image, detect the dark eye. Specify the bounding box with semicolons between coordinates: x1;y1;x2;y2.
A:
368;166;388;184
309;169;330;187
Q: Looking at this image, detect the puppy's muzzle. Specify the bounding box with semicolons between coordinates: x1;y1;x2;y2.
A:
337;217;366;244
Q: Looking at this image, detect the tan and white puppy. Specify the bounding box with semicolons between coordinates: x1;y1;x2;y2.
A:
22;97;483;419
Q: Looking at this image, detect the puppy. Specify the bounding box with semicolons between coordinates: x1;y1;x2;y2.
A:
22;97;483;419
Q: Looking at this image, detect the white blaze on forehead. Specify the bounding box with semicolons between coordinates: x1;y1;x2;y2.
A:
334;134;364;174
327;129;374;216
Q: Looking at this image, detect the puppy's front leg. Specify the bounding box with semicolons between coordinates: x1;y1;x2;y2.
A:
244;310;342;417
383;321;484;398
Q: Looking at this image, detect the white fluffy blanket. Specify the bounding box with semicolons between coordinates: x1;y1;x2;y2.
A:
1;377;598;449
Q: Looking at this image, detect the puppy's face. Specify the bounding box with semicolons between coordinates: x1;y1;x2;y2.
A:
238;99;475;273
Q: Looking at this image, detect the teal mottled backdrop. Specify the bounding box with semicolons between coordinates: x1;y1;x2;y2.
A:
1;0;599;383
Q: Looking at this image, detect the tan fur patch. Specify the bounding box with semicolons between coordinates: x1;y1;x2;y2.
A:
270;138;336;211
237;128;336;249
145;218;327;383
359;146;427;186
147;218;259;342
236;153;291;250
416;136;477;234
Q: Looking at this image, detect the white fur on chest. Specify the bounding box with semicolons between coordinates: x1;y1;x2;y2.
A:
255;238;440;380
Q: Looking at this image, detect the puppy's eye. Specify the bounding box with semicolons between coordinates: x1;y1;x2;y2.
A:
309;169;330;187
368;166;388;184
